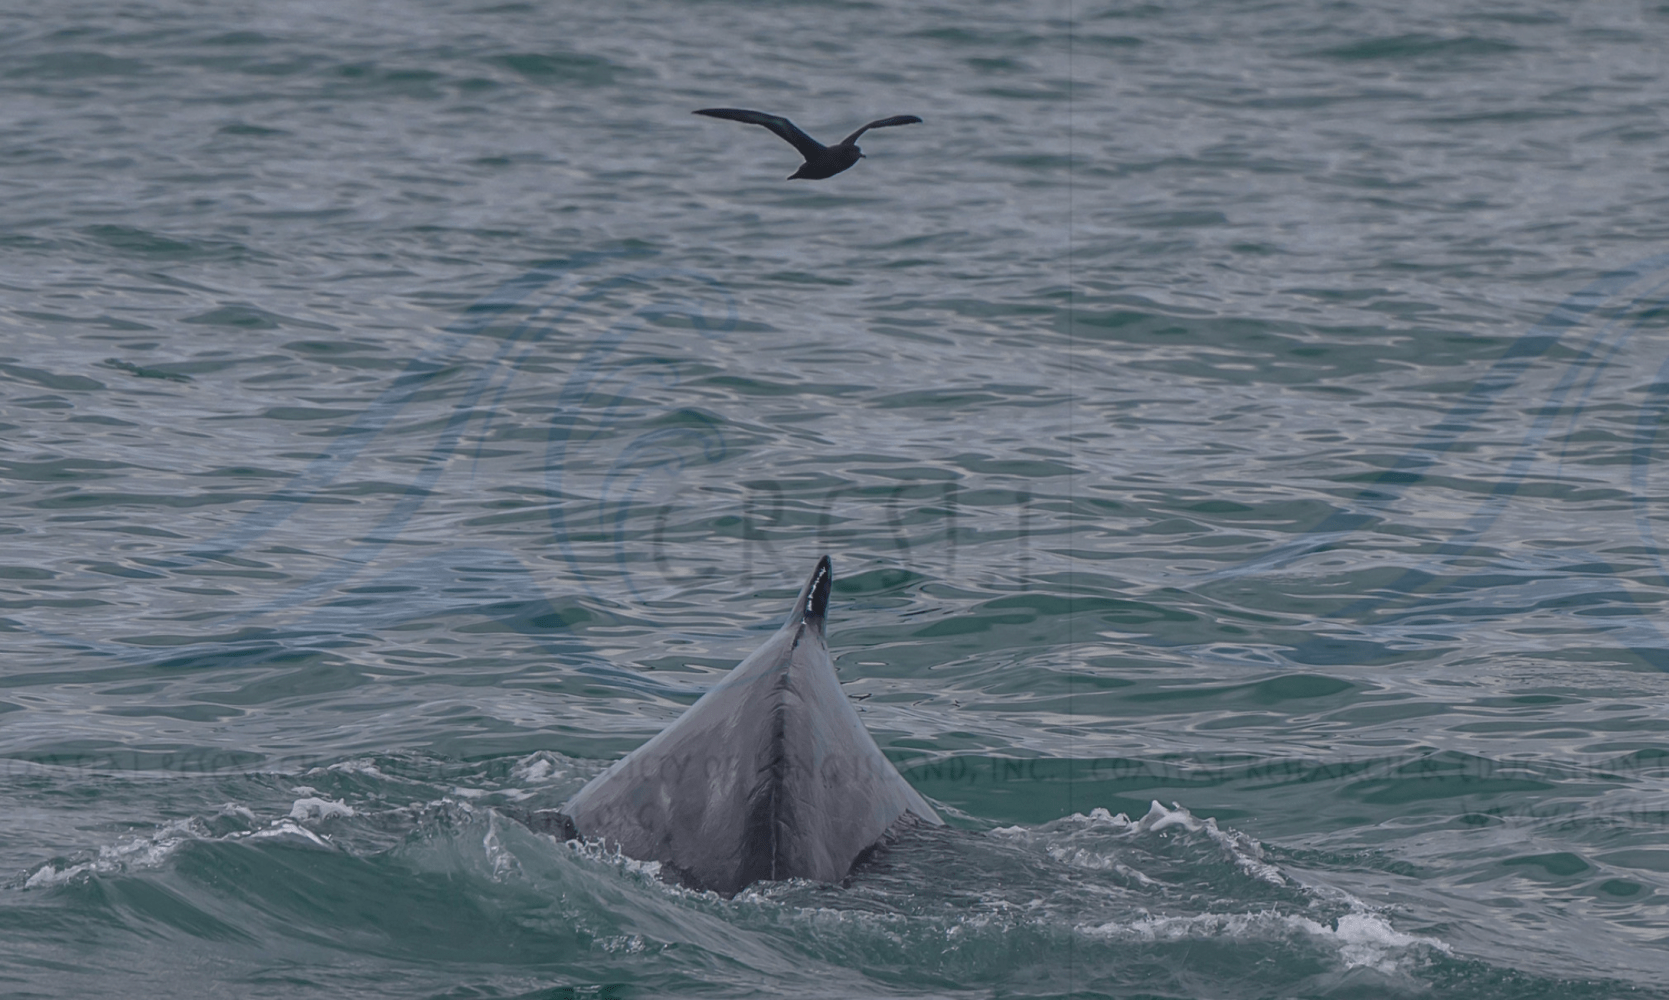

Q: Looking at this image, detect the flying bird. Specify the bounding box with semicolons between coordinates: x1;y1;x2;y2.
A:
693;108;922;180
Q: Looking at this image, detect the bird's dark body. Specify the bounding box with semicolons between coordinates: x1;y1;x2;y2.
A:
694;108;922;179
789;145;863;181
541;557;942;895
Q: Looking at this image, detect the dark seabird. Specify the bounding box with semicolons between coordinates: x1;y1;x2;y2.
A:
693;108;923;180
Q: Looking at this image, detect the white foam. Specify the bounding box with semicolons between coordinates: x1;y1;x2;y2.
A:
566;836;663;882
288;797;355;821
1138;801;1287;886
510;752;566;784
1082;806;1136;828
482;815;522;882
250;819;329;847
597;934;648;954
1003;802;1286;885
1085;908;1448;975
1138;802;1198;833
26;860;96;888
992;807;1133;843
1328;912;1451;971
325;758;387;778
24;818;202;888
24;792;380;890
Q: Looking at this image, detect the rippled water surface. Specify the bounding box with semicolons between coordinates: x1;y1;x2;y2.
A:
5;1;1669;996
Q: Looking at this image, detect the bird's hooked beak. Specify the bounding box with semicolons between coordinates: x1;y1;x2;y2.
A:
859;153;866;158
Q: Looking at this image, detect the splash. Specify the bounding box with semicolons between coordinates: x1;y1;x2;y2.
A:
1087;908;1449;976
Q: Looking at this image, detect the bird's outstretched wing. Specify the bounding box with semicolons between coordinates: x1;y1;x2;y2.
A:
694;108;825;158
839;115;923;146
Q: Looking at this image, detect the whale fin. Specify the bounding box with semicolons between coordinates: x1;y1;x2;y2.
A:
555;556;941;895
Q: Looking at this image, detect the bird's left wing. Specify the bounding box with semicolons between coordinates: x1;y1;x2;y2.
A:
694;108;826;158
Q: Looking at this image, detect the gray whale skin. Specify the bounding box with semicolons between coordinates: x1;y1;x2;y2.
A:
538;556;941;894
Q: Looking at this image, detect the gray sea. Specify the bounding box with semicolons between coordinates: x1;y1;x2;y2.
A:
5;0;1669;996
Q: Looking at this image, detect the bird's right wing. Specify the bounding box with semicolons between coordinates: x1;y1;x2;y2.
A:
694;109;825;158
838;115;923;146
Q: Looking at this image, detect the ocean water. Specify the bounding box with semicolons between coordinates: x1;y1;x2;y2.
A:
4;0;1669;996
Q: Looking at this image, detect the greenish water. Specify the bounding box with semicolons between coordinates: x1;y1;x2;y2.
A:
5;1;1669;996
